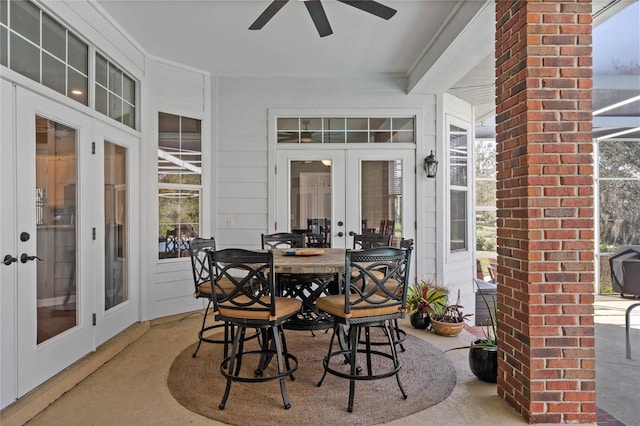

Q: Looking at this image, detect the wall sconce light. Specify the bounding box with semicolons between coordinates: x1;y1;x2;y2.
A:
424;150;438;178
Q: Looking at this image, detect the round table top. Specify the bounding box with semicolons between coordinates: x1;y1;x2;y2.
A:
272;248;345;274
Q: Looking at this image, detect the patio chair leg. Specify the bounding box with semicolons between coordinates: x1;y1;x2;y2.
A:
626;302;640;359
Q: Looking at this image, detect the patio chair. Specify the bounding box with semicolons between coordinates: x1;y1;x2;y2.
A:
316;246;413;412
188;237;233;358
352;232;391;249
261;232;305;250
210;249;301;409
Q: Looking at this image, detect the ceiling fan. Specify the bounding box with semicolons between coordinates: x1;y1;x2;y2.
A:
249;0;397;37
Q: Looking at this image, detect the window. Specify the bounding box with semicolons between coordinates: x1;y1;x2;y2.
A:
475;139;497;253
0;0;88;105
277;117;415;144
597;139;640;292
449;123;468;252
95;52;136;129
158;112;202;259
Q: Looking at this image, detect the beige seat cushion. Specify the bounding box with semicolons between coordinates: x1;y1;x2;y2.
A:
218;296;302;321
195;277;237;298
316;294;401;319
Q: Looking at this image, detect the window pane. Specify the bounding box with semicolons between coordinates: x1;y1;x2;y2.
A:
11;0;39;44
450;124;468;186
158;188;200;259
370;118;390;130
95;52;108;86
346;132;368;143
370;131;391;143
302;118;322;130
324;117;344;131
109;92;122;122
109;64;122;96
347;118;367;131
450;189;467;251
476;180;496;207
95;84;107;115
277;118;298;130
122;103;135;129
599;180;640;247
392;117;414;131
475;139;496;179
1;0;7;25
324;131;345;143
1;26;7;67
10;33;39;81
122;73;135;104
67;32;87;74
179;117;202;185
476;210;497;252
361;160;402;240
392;131;414;143
42;52;65;95
104;142;128;310
67;67;87;105
158;112;181;184
599;140;640;178
42;12;65;61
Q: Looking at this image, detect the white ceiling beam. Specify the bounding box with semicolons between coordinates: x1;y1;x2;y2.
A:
407;0;493;94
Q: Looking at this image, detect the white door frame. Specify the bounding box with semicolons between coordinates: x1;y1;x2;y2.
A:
93;121;141;346
1;79;18;409
14;87;94;398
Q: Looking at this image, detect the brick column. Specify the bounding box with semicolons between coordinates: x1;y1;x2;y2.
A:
494;1;595;423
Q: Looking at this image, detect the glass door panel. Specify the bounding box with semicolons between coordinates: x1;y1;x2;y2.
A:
35;116;78;343
360;160;403;244
277;149;415;250
104;142;128;310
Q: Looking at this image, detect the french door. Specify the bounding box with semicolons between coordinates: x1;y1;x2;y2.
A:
276;148;415;249
0;85;138;408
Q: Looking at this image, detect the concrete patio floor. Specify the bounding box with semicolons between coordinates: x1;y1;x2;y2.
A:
2;294;638;426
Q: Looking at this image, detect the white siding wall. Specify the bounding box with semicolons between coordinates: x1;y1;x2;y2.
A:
215;75;441;283
146;59;211;319
438;92;476;316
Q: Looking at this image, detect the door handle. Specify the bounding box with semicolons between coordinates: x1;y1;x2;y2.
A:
337;232;344;237
20;253;43;263
3;255;18;266
348;231;356;236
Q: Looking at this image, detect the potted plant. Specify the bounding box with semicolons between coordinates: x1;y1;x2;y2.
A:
448;279;498;382
429;289;472;336
406;279;448;329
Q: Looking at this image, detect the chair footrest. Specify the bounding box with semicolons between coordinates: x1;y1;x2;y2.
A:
322;348;400;381
220;350;298;383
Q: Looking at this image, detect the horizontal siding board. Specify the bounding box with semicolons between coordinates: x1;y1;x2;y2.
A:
218;167;264;183
217;198;268;214
218;182;268;199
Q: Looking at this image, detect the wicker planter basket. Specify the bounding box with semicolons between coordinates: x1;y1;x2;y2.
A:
430;319;465;336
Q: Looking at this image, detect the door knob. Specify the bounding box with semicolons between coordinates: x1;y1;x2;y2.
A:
348;231;355;236
3;255;18;266
20;253;43;263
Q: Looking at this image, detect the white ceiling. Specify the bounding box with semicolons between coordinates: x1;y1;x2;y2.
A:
95;0;638;129
96;0;465;78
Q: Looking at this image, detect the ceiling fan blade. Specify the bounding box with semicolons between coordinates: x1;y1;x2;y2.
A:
304;0;333;37
337;0;397;20
249;0;290;30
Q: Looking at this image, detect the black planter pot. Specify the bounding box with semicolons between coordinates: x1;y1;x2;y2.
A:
409;312;430;329
469;340;498;383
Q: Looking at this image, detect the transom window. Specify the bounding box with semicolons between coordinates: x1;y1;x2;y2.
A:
277;117;415;144
95;52;136;129
0;0;138;129
0;0;88;105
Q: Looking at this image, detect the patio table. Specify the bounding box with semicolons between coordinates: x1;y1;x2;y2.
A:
272;248;345;331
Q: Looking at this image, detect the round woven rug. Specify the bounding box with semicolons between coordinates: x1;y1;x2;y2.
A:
168;329;456;425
